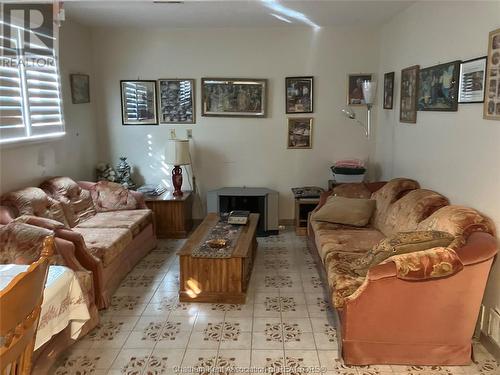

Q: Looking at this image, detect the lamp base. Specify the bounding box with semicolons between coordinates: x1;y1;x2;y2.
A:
172;165;183;197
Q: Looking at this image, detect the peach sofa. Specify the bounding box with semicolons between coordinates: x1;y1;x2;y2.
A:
308;178;497;365
1;177;157;309
0;221;99;373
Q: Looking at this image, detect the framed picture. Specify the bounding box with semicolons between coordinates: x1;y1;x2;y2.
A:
286;76;313;113
383;72;395;109
287;117;312;149
120;80;157;125
158;79;195;124
347;73;372;105
70;74;90;104
418;60;460;111
201;78;267;117
400;65;419;123
484;28;500;120
459;57;487;104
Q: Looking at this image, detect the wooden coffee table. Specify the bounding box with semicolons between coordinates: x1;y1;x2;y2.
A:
177;213;258;303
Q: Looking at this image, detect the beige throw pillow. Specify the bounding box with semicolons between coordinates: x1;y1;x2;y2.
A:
351;230;455;276
311;196;376;227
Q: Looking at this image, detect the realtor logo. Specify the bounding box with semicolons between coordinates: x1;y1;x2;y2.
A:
2;3;54;56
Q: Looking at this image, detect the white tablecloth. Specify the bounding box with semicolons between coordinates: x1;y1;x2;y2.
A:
0;264;90;350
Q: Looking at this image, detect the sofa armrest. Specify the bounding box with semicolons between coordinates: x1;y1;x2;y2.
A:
53;227;106;308
129;190;147;209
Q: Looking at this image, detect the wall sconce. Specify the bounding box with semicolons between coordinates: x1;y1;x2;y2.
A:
341;80;377;138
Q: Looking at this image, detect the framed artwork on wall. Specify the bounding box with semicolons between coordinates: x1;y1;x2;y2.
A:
287;117;312;149
484;28;500;120
201;78;267;117
418;60;460;111
347;73;372;105
120;80;158;125
383;72;395;109
459;57;487;104
158;79;195;124
400;65;419;123
285;76;313;113
70;74;90;104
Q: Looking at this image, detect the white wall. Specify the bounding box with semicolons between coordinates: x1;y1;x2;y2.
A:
89;26;380;219
0;20;98;193
373;0;500;332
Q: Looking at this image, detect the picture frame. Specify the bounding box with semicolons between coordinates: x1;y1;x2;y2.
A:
418;60;460;111
201;78;267;117
120;80;157;125
347;73;372;105
158;79;195;124
285;76;313;113
459;57;487;104
287;117;312;149
400;65;419;123
70;73;90;104
484;27;500;120
383;72;395;109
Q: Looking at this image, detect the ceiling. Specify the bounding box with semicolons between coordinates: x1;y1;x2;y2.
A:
64;0;415;29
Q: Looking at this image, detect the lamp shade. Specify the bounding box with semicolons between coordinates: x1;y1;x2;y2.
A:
362;81;377;105
165;139;191;166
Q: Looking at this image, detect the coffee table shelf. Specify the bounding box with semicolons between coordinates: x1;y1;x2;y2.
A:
177;213;258;303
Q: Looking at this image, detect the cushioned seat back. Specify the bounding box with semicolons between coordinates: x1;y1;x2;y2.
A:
1;187;69;227
370;178;420;232
417;205;496;238
40;177;96;227
381;189;450;236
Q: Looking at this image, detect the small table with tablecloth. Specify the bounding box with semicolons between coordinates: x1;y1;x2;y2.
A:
0;264;90;350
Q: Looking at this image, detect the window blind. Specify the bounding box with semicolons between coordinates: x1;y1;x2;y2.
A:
0;24;64;144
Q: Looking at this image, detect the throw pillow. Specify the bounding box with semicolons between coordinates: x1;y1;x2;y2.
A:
90;181;138;212
351;230;455;276
311;196;376;227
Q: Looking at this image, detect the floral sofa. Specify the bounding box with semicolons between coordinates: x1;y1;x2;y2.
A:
308;178;497;366
0;221;99;373
0;177;157;308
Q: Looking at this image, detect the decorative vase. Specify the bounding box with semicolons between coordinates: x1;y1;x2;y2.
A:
116;157;136;190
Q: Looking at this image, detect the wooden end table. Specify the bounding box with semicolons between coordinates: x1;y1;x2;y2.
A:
177;213;258;303
144;191;193;238
294;197;320;236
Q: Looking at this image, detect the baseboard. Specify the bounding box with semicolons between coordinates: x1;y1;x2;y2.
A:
480;332;500;361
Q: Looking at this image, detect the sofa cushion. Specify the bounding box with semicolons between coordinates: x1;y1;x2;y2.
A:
73;227;133;267
351;230;455;276
417;205;496;238
315;228;385;261
312;196;376;227
333;183;372;199
370;178;420;233
381;189;449;236
89;181;138;212
41;177;96;227
1;187;69;227
382;247;464;280
76;209;152;236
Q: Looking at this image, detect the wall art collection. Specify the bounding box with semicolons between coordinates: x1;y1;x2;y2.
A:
118;76;314;149
382;27;497;123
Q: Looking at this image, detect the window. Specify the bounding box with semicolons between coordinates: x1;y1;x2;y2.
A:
0;20;65;145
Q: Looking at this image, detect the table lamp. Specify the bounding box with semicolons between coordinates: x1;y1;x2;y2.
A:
165;139;191;197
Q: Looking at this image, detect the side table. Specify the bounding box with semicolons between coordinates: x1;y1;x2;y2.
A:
294;197;320;236
144;191;193;238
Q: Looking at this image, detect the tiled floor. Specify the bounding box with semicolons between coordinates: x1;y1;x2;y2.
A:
53;231;499;375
